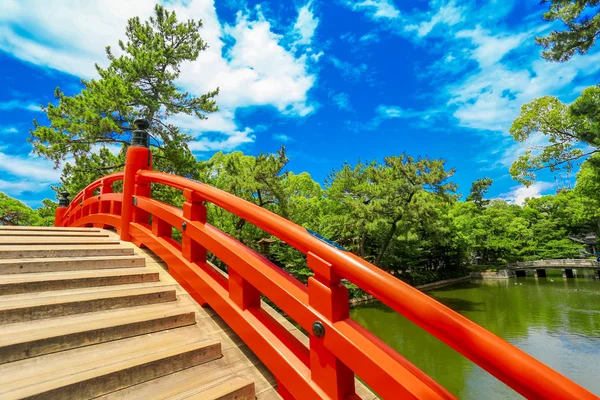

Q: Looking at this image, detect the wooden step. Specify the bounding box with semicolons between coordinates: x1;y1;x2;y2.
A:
0;245;134;259
0;286;177;324
0;339;221;400
0;230;110;237
0;226;102;232
0;305;196;363
0;237;120;245
0;255;146;275
185;377;255;400
0;268;158;294
96;342;269;400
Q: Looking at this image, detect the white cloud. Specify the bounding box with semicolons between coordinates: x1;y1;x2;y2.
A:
292;2;319;46
376;105;435;120
188;128;255;152
0;0;318;154
0;151;64;197
500;181;554;205
0;180;42;196
0;100;41;112
348;104;438;131
345;0;400;19
405;1;464;37
1;127;18;134
329;56;371;84
448;51;600;132
0;151;62;182
359;33;380;43
169;110;255;152
329;91;352;111
273;133;293;143
455;27;527;67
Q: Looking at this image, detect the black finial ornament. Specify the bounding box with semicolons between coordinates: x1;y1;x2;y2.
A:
58;191;70;207
131;118;150;148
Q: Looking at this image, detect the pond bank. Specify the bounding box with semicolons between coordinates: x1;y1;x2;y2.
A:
349;274;473;305
349;270;516;306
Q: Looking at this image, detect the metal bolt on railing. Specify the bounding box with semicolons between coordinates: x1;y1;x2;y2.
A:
312;321;325;338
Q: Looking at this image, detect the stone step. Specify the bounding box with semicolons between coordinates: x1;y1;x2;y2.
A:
0;305;196;364
0;245;134;259
0;236;120;245
0;268;158;294
0;285;177;324
0;338;221;400
184;377;255;400
0;255;146;275
0;226;102;232
0;230;110;237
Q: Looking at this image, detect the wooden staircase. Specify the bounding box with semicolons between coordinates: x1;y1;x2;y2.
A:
0;226;258;400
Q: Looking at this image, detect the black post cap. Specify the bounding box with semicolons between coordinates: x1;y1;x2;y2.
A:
134;118;150;130
58;191;70;207
131;118;150;148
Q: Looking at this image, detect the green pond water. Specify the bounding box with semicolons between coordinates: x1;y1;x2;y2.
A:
350;272;600;399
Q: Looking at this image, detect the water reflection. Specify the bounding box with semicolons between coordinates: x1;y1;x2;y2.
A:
350;275;600;399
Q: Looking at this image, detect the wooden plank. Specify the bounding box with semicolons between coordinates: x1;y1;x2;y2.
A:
0;268;158;294
185;377;255;400
0;286;177;324
0;255;145;274
0;226;103;232
0;231;110;237
1;340;222;400
0;237;120;245
0;245;134;259
0;307;196;363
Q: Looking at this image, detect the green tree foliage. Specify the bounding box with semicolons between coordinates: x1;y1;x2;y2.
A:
0;193;54;226
510;2;600;184
31;4;218;197
536;0;600;62
574;153;600;231
325;154;457;271
510;87;600;185
466;177;493;208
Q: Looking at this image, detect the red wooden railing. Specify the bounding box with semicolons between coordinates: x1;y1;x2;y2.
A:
55;139;598;400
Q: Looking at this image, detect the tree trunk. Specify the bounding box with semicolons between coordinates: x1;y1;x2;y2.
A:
375;219;399;266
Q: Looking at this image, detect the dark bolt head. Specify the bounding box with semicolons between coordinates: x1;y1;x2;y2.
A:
182;222;187;231
133;118;150;130
312;321;325;338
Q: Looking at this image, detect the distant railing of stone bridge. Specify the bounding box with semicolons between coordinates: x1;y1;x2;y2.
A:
508;259;600;270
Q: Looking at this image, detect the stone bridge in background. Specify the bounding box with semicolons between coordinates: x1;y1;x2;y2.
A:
508;259;600;278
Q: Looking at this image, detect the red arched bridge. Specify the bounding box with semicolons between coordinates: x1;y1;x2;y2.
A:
2;120;597;399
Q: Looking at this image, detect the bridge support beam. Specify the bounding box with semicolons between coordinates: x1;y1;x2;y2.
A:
563;269;575;279
515;270;526;277
534;269;546;278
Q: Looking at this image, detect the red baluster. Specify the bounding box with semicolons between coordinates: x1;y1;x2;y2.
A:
307;252;355;399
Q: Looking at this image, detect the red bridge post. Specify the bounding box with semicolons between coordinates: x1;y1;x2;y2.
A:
307;252;355;399
120;119;153;242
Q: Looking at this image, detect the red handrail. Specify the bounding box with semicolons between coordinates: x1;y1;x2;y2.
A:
53;145;598;400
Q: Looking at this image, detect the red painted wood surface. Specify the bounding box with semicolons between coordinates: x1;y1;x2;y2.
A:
54;146;599;400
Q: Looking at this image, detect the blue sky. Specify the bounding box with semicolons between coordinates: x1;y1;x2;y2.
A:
1;0;599;208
